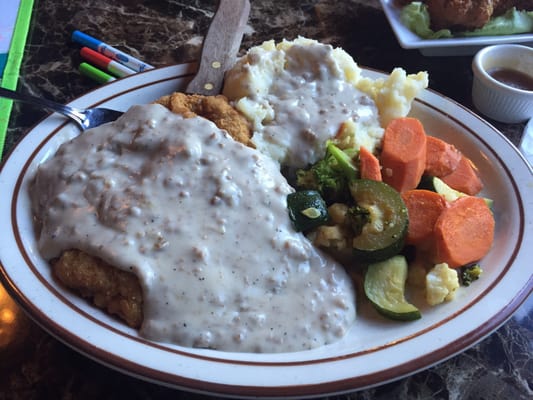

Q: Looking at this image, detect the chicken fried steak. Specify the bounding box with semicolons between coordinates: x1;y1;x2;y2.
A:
53;249;143;328
156;92;253;146
51;92;252;329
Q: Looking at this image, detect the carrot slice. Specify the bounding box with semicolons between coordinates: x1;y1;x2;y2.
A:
380;117;427;192
433;196;495;268
359;146;382;181
441;154;483;195
425;135;462;177
401;189;447;248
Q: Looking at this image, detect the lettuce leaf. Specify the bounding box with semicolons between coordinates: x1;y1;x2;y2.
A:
460;8;533;36
400;2;452;39
400;2;533;39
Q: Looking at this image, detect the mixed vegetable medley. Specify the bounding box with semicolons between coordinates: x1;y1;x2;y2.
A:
286;117;495;321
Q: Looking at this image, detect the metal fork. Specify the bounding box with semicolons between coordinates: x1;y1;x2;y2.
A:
0;87;124;131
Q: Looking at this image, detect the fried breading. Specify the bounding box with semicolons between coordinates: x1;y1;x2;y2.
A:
156;92;253;147
52;249;143;328
420;0;532;31
425;0;494;30
494;0;533;14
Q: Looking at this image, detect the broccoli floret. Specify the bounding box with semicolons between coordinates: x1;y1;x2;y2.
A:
295;142;358;204
296;159;347;204
346;204;370;236
460;263;483;287
326;141;358;181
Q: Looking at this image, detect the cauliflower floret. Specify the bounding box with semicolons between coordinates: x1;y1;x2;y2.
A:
313;225;349;251
335;119;384;154
425;262;460;306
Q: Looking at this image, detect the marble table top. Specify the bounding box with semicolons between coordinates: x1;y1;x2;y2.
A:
1;0;531;399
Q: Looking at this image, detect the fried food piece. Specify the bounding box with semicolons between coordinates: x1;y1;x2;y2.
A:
494;0;533;14
421;0;532;31
52;93;253;330
425;0;494;30
52;249;143;328
156;92;253;147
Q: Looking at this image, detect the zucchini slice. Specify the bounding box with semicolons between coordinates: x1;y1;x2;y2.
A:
418;175;464;202
349;179;408;262
418;175;493;208
364;255;421;321
287;190;329;232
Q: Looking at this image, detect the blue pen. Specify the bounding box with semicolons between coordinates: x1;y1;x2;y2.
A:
72;30;153;73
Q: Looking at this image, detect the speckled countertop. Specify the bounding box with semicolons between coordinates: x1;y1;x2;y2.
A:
0;0;531;399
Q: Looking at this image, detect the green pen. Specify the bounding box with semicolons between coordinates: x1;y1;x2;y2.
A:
79;62;116;84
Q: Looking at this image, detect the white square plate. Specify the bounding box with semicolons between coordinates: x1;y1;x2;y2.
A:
380;0;533;56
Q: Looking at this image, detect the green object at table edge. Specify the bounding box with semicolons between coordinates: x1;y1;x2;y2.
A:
0;0;34;161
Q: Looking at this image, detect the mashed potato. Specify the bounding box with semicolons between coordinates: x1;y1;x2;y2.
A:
223;37;428;167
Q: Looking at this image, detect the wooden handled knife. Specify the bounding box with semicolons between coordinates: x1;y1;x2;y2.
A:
185;0;251;95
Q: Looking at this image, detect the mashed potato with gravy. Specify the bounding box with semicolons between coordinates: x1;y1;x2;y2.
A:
223;37;428;167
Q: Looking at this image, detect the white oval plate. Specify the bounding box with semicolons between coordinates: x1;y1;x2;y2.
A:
0;63;532;398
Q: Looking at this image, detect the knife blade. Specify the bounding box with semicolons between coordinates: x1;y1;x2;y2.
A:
185;0;251;95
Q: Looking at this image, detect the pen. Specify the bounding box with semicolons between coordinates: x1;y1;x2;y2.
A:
80;47;136;77
79;62;116;84
72;30;153;73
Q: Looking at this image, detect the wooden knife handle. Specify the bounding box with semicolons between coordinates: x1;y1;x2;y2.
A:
185;0;251;95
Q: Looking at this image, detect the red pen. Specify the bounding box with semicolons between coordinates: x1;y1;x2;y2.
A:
80;47;136;77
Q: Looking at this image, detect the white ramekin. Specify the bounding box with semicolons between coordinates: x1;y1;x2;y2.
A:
471;44;533;124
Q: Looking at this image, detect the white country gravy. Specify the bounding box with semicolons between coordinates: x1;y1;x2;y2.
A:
30;104;356;353
223;40;382;168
